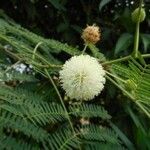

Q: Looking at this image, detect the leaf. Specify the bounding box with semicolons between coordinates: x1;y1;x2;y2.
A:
109;121;135;150
47;0;66;11
140;34;150;53
115;33;133;55
69;104;111;119
111;58;150;117
99;0;112;11
137;51;146;66
119;8;135;32
126;106;150;149
126;106;146;134
88;43;106;61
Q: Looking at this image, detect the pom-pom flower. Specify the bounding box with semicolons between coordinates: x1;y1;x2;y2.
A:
59;55;105;101
81;24;101;44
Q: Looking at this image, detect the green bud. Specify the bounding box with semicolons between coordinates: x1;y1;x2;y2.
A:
132;7;146;23
125;79;137;91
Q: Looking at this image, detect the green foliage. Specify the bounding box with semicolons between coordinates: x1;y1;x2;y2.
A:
47;0;66;11
0;134;38;150
111;58;150;117
88;43;106;61
114;33;133;55
48;124;123;150
99;0;112;11
0;18;80;54
0;85;67;125
0;84;120;149
69;104;111;119
140;34;150;52
0;1;149;149
80;125;121;144
126;106;150;150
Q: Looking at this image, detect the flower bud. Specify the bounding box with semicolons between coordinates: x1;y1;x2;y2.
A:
81;24;101;44
125;79;137;91
132;7;146;23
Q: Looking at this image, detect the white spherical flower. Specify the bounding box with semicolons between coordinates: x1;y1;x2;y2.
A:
59;55;106;101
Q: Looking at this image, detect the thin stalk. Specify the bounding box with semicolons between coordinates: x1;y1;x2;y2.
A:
142;53;150;58
25;48;62;68
32;42;43;60
107;75;150;118
136;101;150;118
133;0;143;58
82;44;87;54
133;22;140;58
30;61;61;68
106;71;126;83
4;49;21;60
106;75;135;101
0;34;61;68
45;69;81;150
102;53;150;66
44;69;75;134
102;55;131;65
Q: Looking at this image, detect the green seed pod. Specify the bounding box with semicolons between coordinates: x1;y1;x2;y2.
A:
131;7;146;23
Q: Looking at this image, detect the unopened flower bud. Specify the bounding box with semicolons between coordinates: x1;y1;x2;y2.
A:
132;7;146;23
81;24;101;44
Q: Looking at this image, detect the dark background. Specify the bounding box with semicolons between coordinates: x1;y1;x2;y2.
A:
0;0;149;58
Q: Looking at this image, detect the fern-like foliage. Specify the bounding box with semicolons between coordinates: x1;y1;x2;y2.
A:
47;124;123;150
0;18;129;149
110;57;150;117
0;84;122;149
0;85;67;125
48;127;80;150
69;104;111;119
84;143;125;150
80;125;121;144
0;134;38;150
0;18;80;67
0;112;50;142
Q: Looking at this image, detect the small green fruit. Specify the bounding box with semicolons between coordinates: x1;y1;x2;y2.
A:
132;8;146;23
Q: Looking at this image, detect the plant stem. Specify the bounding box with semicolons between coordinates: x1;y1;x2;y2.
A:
4;48;21;60
82;44;87;54
102;53;150;66
107;75;150;118
136;101;150;118
142;53;150;58
106;75;135;101
45;69;82;150
133;22;140;58
44;69;75;134
102;55;131;65
106;71;126;83
132;0;143;58
32;42;43;60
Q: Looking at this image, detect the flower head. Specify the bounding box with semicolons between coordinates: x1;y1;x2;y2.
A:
59;55;105;101
81;24;101;44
